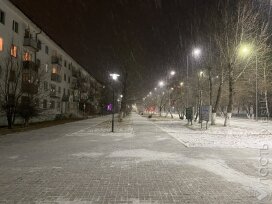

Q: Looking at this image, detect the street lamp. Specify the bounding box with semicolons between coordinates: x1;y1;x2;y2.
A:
238;44;252;58
185;47;202;107
110;73;120;81
109;73;120;132
170;70;176;76
238;43;259;120
158;81;165;87
192;48;201;58
180;82;184;86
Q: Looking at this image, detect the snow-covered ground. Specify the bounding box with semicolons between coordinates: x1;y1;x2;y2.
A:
149;114;272;149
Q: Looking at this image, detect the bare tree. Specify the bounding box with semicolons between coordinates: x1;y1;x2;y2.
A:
17;58;46;127
213;0;270;126
0;49;23;128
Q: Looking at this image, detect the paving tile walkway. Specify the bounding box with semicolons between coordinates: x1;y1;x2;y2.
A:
0;113;270;203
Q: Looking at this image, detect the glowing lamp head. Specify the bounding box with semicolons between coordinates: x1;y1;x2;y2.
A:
192;48;201;58
170;70;176;76
110;73;120;81
180;82;184;86
239;44;252;57
159;81;165;87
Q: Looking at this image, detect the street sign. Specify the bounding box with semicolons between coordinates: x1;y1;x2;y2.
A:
201;105;212;122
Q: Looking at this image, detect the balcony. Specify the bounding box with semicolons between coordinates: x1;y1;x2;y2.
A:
50;91;60;98
23;37;38;51
72;69;79;78
70;78;78;89
51;73;62;83
51;56;62;66
62;94;70;102
73;96;80;102
23;60;40;72
21;82;38;94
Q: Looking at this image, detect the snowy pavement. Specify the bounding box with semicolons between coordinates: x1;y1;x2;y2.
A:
0;113;271;203
150;114;272;149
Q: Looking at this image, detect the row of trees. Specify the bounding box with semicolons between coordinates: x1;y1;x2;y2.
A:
144;0;272;126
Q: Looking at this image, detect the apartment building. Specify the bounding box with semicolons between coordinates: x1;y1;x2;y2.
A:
0;0;102;125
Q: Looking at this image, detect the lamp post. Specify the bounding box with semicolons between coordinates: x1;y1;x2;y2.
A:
198;71;204;123
109;73;120;132
167;70;175;117
239;44;258;120
186;47;202;108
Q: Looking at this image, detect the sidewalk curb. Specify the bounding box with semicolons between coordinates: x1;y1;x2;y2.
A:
150;120;189;148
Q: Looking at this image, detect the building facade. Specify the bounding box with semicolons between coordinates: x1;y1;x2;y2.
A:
0;0;102;126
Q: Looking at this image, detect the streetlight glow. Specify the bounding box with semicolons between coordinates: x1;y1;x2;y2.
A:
180;82;184;86
239;44;252;57
110;73;120;81
170;70;176;76
158;81;165;87
192;48;201;58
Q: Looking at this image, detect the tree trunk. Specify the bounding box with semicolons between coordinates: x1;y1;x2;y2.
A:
24;118;30;127
170;111;173;119
119;72;128;122
159;106;162;116
224;63;234;127
208;67;213;106
7;114;13;129
263;63;270;117
212;66;224;125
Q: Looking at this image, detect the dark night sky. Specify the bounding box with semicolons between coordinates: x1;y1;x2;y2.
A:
10;0;218;98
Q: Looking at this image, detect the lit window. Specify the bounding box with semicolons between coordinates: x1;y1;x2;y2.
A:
52;67;57;74
23;52;31;61
0;38;3;51
10;45;17;57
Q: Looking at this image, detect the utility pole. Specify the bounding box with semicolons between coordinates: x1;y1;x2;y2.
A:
109;73;120;132
112;89;115;132
186;55;189;107
255;54;258;121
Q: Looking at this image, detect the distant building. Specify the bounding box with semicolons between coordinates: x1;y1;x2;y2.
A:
0;0;102;125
